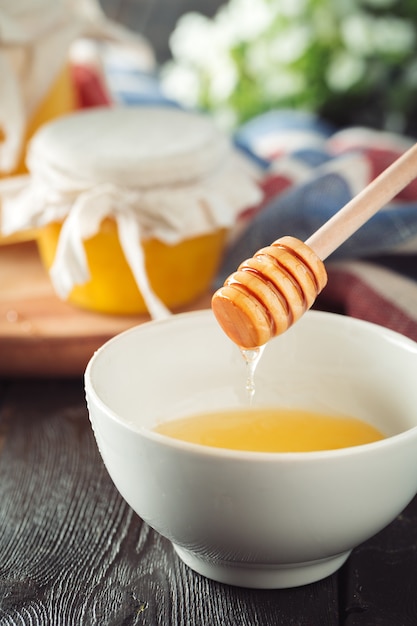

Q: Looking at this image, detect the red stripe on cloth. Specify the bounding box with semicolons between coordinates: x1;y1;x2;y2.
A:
317;268;417;343
261;173;293;201
361;148;417;201
238;173;293;222
70;65;112;108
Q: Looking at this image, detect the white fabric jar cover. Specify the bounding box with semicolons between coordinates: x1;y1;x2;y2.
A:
0;106;262;318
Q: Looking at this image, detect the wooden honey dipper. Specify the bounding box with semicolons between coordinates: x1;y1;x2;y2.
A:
212;142;417;349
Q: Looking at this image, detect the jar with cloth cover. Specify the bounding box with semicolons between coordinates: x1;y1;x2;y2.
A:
0;106;262;318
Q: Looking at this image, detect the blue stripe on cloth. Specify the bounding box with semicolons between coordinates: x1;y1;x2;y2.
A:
234;110;335;143
289;149;332;167
216;183;417;286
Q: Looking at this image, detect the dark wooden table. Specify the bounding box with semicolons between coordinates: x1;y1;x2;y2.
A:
1;377;417;625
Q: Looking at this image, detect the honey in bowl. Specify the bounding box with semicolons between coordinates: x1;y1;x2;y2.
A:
154;408;385;453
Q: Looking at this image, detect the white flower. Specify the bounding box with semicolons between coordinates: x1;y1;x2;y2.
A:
215;0;278;45
342;13;415;57
262;67;307;99
160;63;201;107
372;17;415;56
168;13;219;66
267;24;313;64
162;0;417;129
273;0;309;18
341;13;377;56
207;56;238;103
325;51;366;91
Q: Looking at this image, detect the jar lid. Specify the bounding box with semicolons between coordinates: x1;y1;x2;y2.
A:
27;106;231;188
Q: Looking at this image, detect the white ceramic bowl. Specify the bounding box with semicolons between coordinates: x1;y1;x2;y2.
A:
85;310;417;589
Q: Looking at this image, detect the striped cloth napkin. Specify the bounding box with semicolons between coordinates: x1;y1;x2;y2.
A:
215;110;417;343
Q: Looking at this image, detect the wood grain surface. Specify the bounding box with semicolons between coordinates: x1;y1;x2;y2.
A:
0;380;338;626
0;379;417;625
0;242;212;378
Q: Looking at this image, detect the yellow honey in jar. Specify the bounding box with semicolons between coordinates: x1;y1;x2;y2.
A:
37;219;227;314
153;408;385;453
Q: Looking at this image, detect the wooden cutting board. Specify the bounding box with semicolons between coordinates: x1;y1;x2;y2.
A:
0;241;212;377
